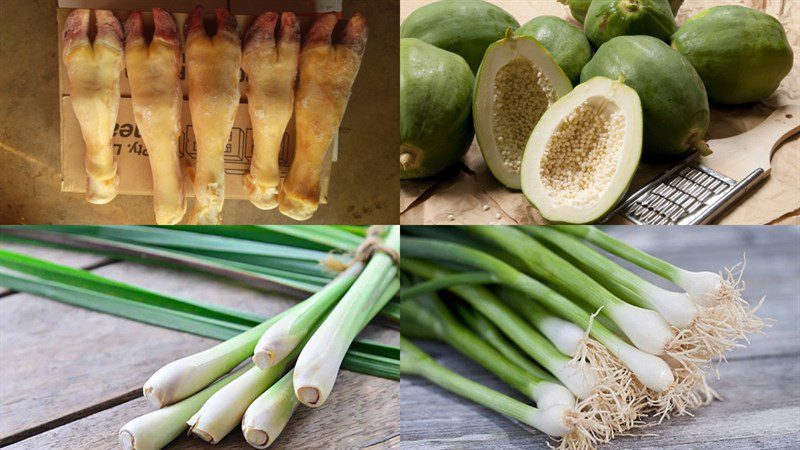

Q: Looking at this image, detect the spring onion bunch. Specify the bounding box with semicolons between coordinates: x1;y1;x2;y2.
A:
114;226;400;449
402;257;647;440
401;338;577;438
400;226;765;448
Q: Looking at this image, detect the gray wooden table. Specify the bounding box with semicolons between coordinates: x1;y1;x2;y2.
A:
401;226;800;449
0;243;399;450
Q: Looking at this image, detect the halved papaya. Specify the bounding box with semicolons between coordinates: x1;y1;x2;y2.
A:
473;30;572;189
521;77;642;224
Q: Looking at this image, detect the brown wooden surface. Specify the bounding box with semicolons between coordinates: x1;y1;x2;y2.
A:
400;226;800;448
0;244;398;449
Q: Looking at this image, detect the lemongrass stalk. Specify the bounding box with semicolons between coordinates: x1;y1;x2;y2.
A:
401;246;674;393
144;267;359;408
462;227;676;357
454;303;556;383
242;370;299;449
119;367;246;450
401;259;597;399
401;294;575;407
400;338;576;439
188;362;288;444
294;226;400;407
554;225;765;336
253;263;364;369
294;276;400;407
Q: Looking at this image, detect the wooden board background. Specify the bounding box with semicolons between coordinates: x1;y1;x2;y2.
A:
0;242;399;449
400;226;800;448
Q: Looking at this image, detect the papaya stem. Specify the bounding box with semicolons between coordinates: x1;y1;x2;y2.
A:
400;151;415;170
692;139;713;156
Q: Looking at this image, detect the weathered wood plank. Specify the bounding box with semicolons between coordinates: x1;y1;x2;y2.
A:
401;226;800;448
6;370;398;450
401;345;800;449
0;251;397;447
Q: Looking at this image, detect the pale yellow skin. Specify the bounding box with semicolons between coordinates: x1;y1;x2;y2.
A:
242;18;300;210
62;10;123;204
125;27;186;224
280;14;367;221
185;27;241;224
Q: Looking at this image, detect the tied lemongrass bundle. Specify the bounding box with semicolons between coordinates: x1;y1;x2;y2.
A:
113;225;400;450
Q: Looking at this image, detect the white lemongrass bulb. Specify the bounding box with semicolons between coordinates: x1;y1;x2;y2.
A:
188;364;284;444
253;310;310;370
242;370;299;449
551;360;597;399
120;368;245;450
532;381;576;409
538;316;584;356
531;403;573;437
608;303;674;356
608;339;674;392
639;284;699;329
143;318;277;407
253;263;362;370
674;269;723;306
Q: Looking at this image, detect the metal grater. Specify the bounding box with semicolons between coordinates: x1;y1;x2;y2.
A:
605;152;765;225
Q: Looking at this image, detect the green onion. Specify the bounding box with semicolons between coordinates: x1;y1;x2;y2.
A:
521;226;758;363
454;303;555;383
463;226;676;357
242;369;300;448
400;338;580;439
400;242;674;393
401;293;575;407
554;225;765;333
119;366;246;450
401;258;597;399
400;272;497;299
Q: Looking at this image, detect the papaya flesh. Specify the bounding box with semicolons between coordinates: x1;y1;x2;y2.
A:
516;16;592;85
400;0;519;73
584;0;677;48
581;35;709;158
671;5;793;105
400;39;475;180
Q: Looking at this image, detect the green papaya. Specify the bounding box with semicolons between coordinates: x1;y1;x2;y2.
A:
400;39;475;179
400;0;519;73
584;0;677;48
516;16;592;84
561;0;593;23
671;5;793;105
581;35;709;157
